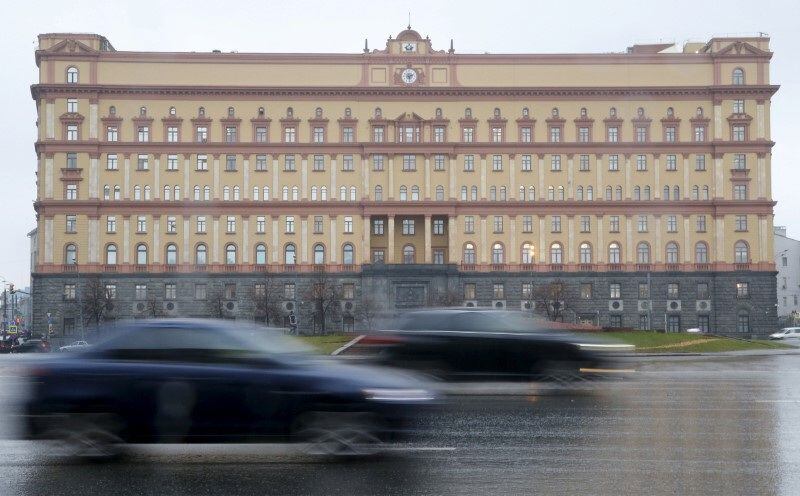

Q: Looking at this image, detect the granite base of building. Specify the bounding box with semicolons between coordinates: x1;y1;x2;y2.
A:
31;265;778;339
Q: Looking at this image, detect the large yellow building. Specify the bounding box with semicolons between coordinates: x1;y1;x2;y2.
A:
30;28;778;336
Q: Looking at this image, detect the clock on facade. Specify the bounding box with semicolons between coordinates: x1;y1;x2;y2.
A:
401;68;418;84
403;42;416;52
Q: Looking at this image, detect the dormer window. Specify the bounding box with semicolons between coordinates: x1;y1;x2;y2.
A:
139;106;147;116
227;106;235;117
732;68;745;85
258;106;265;117
66;66;78;84
315;107;323;118
169;106;176;116
198;106;205;117
522;107;529;117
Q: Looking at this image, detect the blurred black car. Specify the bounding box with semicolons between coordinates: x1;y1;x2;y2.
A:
12;339;51;353
24;319;433;458
362;309;632;382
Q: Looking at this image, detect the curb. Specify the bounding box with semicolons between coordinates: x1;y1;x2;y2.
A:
331;335;365;356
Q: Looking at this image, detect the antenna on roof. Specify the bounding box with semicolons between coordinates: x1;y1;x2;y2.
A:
363;38;369;53
408;12;411;29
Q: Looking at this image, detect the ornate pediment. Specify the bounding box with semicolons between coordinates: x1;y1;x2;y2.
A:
42;38;98;56
714;41;771;58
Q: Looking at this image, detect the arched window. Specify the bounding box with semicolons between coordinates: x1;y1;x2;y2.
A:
264;186;271;200
461;186;468;201
375;185;383;201
580;243;592;264
339;186;347;201
558;186;565;201
194;186;201;201
734;241;749;263
65;244;77;264
642;186;649;200
113;186;120;200
732;68;745;85
605;186;612;201
232;186;239;200
66;66;79;84
399;185;408;201
222;186;230;201
608;243;621;264
313;244;325;264
165;185;172;201
577;186;584;201
663;185;670;200
165;244;178;265
282;186;289;201
436;185;445;201
103;185;110;200
550;243;563;264
255;244;267;264
665;242;679;263
311;186;318;201
342;243;355;264
320;186;327;200
203;186;211;201
637;242;651;264
692;185;699;200
292;186;299;201
499;186;506;201
403;245;416;264
253;186;259;200
284;244;296;265
518;186;525;201
105;244;117;265
673;186;680;200
528;186;536;201
350;186;357;201
695;242;708;263
411;186;420;201
136;244;148;265
702;186;710;200
134;185;142;200
174;185;180;200
521;243;535;264
489;186;497;201
633;186;640;201
225;244;237;265
615;186;622;201
195;244;208;265
587;186;594;201
492;243;504;264
471;186;478;201
548;186;555;201
463;243;476;264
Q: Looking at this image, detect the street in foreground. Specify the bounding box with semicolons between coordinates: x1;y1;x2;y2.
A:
1;354;799;495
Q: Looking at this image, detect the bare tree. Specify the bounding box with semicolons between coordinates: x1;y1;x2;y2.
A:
205;287;226;319
249;276;284;326
81;276;112;331
429;287;463;307
143;295;163;318
303;274;341;335
532;280;574;322
356;293;382;331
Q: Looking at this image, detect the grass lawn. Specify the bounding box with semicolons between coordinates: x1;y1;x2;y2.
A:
296;334;356;354
601;331;795;353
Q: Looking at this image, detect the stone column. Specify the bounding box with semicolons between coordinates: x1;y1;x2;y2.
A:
362;215;371;263
448;155;456;199
272;157;280;200
89;102;98;139
271;216;279;263
567;216;575;263
713;103;722;140
625;216;633;263
567;155;574;199
44;217;54;263
45;101;55;139
424;215;432;263
509;156;516;198
480;156;487;199
538;216;546;263
300;217;308;264
480;216;488;264
88;217;99;264
596;216;604;263
330;154;337;195
654;216;662;263
624;155;631;199
387;215;395;263
388;156;395;199
183;216;190;263
683;216;691;263
715;216;725;262
330;216;338;263
300;156;308;200
537;155;545;198
212;216;220;264
154;155;160;197
243;156;250;199
509;217;517;263
44;155;54;199
448;216;457;263
595;155;603;199
424;155;431;199
183;155;191;197
153;216;161;264
242;216;249;263
714;154;724;199
212;156;220;199
123;155;131;199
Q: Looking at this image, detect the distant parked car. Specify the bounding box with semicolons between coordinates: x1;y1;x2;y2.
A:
11;339;51;353
59;340;90;352
685;328;704;334
769;327;800;340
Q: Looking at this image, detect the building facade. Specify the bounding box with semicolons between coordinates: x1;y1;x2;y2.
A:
30;29;778;336
774;226;800;322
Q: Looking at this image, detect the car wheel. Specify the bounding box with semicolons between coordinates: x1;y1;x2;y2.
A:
295;412;383;457
43;413;124;461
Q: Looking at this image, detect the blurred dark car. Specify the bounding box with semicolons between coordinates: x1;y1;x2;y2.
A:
24;319;433;459
12;339;51;353
362;309;632;382
0;340;15;353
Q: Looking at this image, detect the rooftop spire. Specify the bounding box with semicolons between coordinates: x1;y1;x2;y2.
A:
408;11;411;30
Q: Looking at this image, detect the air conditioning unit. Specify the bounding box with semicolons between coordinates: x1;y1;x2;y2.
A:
608;300;624;312
340;300;356;314
224;301;238;313
667;300;682;312
696;300;711;312
492;300;506;309
161;301;178;315
520;301;534;311
463;300;477;308
282;301;296;313
637;300;651;312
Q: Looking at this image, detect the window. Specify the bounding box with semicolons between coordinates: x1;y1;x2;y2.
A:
491;127;503;143
433;126;445;143
551;216;561;233
344;216;353;234
104;284;117;300
609;283;621;299
63;283;77;301
493;216;504;233
166;126;179;143
608;155;619;171
403;245;415;264
373;155;385;171
696;215;707;232
607;127;619;142
577;155;590;172
313;244;325;264
520;127;532;143
636;242;651;263
734;154;747;170
694;126;706;142
196;126;208;142
137;126;150;142
313;154;324;171
521;216;533;233
134;284;148;301
464;283;476;300
493;284;505;299
284;127;296;143
65;184;78;200
462;127;474;142
695;242;708;263
435;185;445;201
464;155;474;171
665;242;679;263
732;68;745;85
580;216;590;233
224;244;237;265
226;216;236;233
106;154;118;170
637;215;648;232
66;66;78;83
492;243;505;264
635;127;647;142
195;244;207;265
162;244;176;265
342;127;354;143
402;219;415;235
636;155;647;171
66;98;78;113
166;216;177;233
342;244;355;264
733;99;745;115
666;155;677;171
464;216;475;234
667;315;681;333
521;243;535;264
579;243;592;264
578;127;590;143
399;186;407;201
342;155;354;171
105;244;117;265
372;250;385;263
371;218;384;235
736;282;749;298
608;243;621;264
463;243;477;264
433;219;445;235
255;127;268;143
283;155;296;171
63;214;77;233
411;186;419;201
550;155;562;171
735;215;748;231
732;125;746;141
695;155;706;171
549;127;561;143
665;127;676;142
66;125;78;141
734;241;749;263
402;155;416;171
666;215;678;233
196;154;208;171
284;283;296;300
196;216;207;233
609;216;620;232
373;127;385;142
550;243;563;264
609;315;623;328
285;216;295;233
638;283;650;299
733;184;748;200
736;313;750;334
374;185;383;201
225;126;238;143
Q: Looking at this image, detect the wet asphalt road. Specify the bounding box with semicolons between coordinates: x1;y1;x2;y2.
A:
1;354;799;495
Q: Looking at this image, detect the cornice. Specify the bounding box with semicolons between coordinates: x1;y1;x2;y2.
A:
30;83;781;101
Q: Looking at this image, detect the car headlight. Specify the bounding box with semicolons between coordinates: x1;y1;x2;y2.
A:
362;388;434;402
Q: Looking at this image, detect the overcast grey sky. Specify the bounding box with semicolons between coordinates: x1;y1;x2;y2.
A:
2;0;797;287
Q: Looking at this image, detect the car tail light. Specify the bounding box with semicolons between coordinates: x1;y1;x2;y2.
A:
359;335;406;346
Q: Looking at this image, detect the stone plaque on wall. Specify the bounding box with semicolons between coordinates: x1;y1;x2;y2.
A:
394;284;427;308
